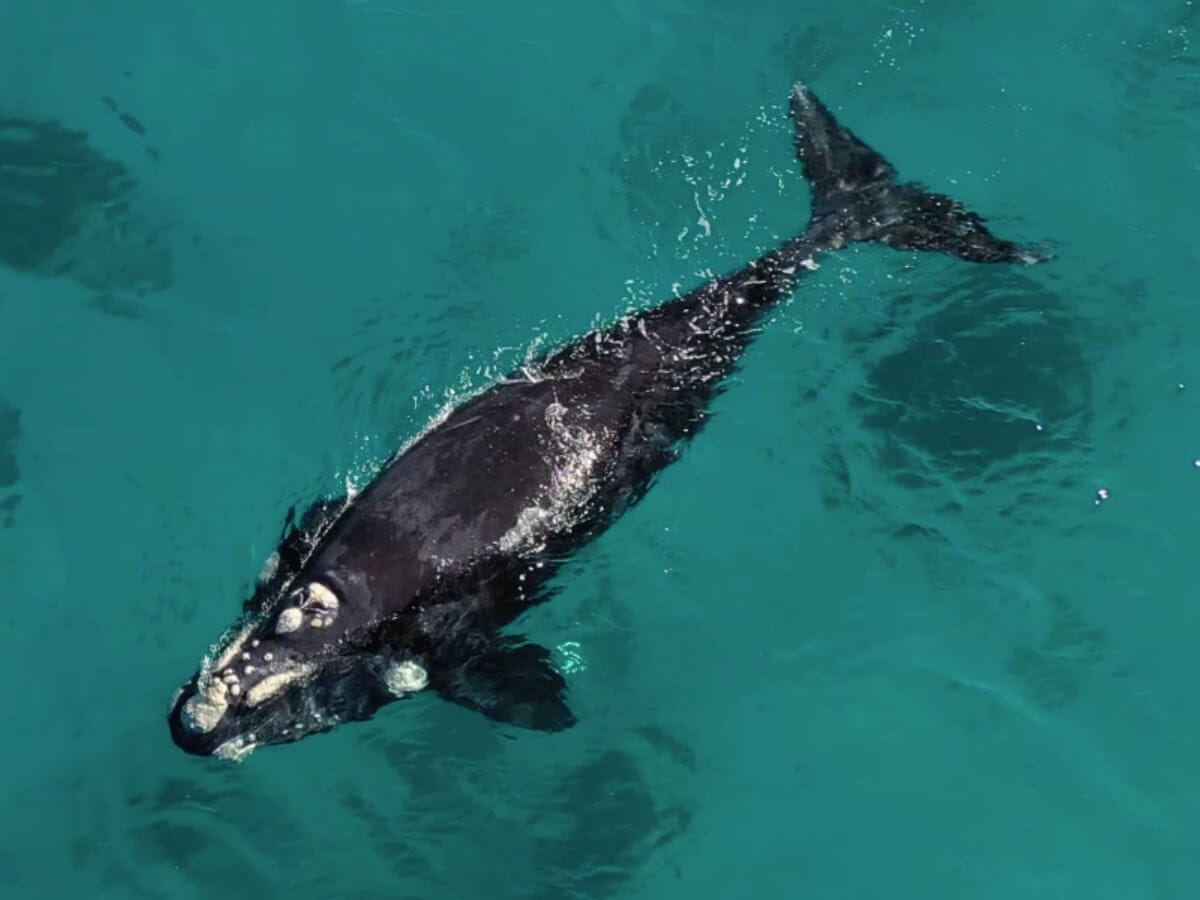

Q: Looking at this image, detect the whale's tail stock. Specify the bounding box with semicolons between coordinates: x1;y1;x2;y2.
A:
789;82;1044;265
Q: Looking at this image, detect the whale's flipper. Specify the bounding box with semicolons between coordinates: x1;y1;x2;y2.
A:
439;636;576;732
790;82;1039;264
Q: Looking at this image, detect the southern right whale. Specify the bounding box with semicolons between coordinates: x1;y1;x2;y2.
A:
169;83;1041;760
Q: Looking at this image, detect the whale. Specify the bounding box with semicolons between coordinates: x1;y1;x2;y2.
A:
168;83;1040;760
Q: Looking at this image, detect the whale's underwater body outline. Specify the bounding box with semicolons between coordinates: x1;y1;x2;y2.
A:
169;83;1041;760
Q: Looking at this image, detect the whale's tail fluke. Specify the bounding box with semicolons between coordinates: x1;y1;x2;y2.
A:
789;82;1040;264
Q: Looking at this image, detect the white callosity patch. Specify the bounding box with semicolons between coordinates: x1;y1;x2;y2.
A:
384;659;429;697
181;678;229;734
498;400;610;555
306;582;339;612
206;619;257;679
309;593;336;626
245;663;315;708
275;607;303;634
277;581;341;632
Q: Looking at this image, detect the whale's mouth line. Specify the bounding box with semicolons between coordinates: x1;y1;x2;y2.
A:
181;575;351;738
173;621;434;759
176;663;334;760
180;660;316;738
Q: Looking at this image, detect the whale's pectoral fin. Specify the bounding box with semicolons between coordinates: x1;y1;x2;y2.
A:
439;636;576;732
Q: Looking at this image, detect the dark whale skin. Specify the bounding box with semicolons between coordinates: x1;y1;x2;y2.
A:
168;83;1039;759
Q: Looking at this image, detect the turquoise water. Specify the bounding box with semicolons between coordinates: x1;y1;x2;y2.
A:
2;0;1198;896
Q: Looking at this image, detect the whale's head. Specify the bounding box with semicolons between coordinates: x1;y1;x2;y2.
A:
167;580;430;760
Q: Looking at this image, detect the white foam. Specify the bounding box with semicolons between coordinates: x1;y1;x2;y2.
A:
213;738;257;762
256;551;279;585
497;402;610;556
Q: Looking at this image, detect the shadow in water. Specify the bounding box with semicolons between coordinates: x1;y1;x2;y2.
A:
832;264;1092;530
0;397;19;528
0;115;171;305
814;262;1107;712
528;745;692;899
90;719;695;900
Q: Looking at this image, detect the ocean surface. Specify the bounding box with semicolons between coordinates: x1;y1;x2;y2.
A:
2;0;1198;897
